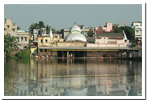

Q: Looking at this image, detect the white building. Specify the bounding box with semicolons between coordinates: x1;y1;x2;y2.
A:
60;23;92;38
33;28;46;41
131;21;142;41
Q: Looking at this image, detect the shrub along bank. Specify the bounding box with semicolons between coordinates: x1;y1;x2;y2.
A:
15;49;30;59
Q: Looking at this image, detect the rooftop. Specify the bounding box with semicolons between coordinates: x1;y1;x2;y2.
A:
38;46;132;50
96;33;124;37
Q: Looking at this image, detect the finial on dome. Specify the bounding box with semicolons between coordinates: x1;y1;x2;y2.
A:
74;21;76;25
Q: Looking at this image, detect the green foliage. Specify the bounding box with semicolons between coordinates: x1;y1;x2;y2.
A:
119;26;135;40
29;23;40;33
4;34;18;57
87;28;94;37
16;49;30;59
39;21;45;28
10;56;18;59
113;26;135;40
17;26;21;30
132;43;137;47
46;24;51;33
57;30;60;34
113;28;123;33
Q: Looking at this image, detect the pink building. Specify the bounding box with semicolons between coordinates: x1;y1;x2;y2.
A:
95;23;113;33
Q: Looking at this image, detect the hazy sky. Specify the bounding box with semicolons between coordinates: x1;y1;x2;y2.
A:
4;4;142;31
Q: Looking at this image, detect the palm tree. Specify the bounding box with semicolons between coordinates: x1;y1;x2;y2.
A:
4;34;18;58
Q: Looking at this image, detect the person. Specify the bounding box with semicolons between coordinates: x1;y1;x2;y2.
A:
39;53;42;58
46;54;48;58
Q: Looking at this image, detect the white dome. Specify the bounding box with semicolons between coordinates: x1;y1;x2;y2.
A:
65;33;87;42
71;25;81;33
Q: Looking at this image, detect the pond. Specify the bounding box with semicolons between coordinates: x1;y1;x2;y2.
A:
4;58;142;96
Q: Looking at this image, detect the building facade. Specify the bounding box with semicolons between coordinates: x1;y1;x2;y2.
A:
4;18;29;49
131;21;142;41
86;30;130;48
112;24;119;28
94;23;114;33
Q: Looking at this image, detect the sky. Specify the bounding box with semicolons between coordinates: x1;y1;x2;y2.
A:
4;4;142;32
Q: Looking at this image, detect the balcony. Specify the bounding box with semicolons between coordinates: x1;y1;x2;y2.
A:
135;26;142;29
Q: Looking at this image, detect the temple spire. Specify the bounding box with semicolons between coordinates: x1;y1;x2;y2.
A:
49;28;53;38
124;20;126;26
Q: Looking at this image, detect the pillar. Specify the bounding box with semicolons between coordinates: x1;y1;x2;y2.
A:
73;51;74;58
67;51;69;58
19;37;21;42
24;37;25;41
62;51;64;58
125;52;127;58
110;51;111;58
134;51;135;58
51;50;52;58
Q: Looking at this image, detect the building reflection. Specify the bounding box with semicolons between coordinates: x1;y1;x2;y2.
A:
26;58;142;96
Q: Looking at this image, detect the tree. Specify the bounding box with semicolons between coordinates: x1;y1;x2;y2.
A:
4;34;18;58
52;28;56;32
113;26;135;40
87;28;94;37
16;49;30;59
29;23;40;33
113;28;123;33
39;21;45;28
17;26;21;30
57;30;60;34
119;26;135;40
46;24;51;34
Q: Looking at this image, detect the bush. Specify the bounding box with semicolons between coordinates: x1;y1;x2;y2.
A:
132;43;137;47
16;49;30;59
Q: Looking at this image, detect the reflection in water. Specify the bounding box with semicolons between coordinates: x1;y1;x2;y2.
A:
4;58;142;96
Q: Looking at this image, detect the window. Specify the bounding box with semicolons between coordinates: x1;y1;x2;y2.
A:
41;39;43;43
12;28;15;32
24;90;26;95
45;39;47;43
109;24;110;26
45;87;47;92
21;37;23;41
45;49;47;52
7;25;9;28
40;49;42;52
24;46;27;49
25;37;27;41
21;90;23;95
41;87;43;92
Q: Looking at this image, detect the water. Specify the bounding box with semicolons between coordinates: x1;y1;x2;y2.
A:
4;58;142;96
